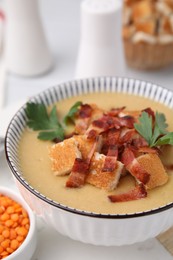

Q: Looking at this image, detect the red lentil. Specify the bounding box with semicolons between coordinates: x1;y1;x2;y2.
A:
0;194;30;259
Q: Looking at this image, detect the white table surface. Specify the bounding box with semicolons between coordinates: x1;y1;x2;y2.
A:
1;0;173;259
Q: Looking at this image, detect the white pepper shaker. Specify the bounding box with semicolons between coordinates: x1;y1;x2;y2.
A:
75;0;121;78
4;0;53;77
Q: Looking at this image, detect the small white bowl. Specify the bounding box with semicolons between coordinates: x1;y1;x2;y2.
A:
0;186;37;260
5;77;173;246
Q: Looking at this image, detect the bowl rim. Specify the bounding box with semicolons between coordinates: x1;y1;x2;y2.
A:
4;76;173;219
0;186;36;259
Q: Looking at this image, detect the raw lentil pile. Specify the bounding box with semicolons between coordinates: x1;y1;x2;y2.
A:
0;193;30;259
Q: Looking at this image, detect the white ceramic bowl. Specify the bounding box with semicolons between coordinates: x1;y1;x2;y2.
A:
0;186;37;260
5;77;173;246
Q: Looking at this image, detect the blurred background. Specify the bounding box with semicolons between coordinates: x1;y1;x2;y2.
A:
0;0;173;108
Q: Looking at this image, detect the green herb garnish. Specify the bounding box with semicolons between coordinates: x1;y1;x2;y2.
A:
25;102;65;141
63;101;82;125
134;111;173;147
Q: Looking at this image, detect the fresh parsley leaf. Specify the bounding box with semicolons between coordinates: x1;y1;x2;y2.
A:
26;102;50;130
150;124;161;146
150;112;168;146
63;101;82;125
25;102;64;141
155;112;168;135
38;128;64;141
134;110;173;148
134;112;152;145
154;132;173;146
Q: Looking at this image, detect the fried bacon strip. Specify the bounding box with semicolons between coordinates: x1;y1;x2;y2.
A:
75;104;93;134
118;116;135;129
87;129;98;140
66;136;102;188
92;115;113;131
102;145;118;172
107;106;126;117
108;184;147;202
121;147;150;184
87;114;135;139
107;128;120;145
132;136;148;148
142;107;155;120
86;115;115;139
86;135;103;163
66;158;89;188
101;129;120;172
119;129;136;144
78;104;93;118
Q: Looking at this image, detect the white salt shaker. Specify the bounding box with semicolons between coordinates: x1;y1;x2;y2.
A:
75;0;121;78
4;0;53;77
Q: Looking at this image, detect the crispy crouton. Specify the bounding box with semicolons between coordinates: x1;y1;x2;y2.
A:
137;153;168;189
74;118;90;135
132;0;153;22
87;152;124;191
49;137;81;176
74;135;97;160
135;19;156;35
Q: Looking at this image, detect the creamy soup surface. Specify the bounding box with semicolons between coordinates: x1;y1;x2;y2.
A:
19;92;173;214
